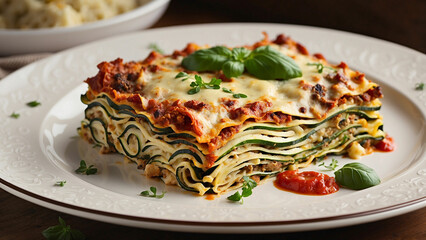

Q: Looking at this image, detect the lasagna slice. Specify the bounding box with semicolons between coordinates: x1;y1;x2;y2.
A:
79;34;385;195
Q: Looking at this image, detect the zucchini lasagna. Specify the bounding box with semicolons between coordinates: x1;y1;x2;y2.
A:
79;33;385;195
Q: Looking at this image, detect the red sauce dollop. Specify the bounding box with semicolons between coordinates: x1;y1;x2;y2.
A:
275;170;339;195
375;136;395;152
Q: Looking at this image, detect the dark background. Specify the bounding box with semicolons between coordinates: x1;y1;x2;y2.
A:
156;0;425;53
1;0;425;239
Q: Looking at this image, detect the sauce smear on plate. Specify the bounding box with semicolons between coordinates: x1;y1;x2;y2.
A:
275;170;339;195
375;135;395;152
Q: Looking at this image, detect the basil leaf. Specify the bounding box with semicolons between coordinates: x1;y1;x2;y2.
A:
334;162;380;190
231;47;251;61
244;46;302;80
222;60;244;78
182;46;232;71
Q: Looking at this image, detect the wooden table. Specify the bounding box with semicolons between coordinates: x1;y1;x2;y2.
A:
1;0;425;239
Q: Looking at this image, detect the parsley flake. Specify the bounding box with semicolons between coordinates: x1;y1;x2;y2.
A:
27;100;41;107
227;176;257;204
415;83;424;91
55;181;66;187
233;93;247;98
75;160;97;175
10;112;20;119
140;186;165;199
222;87;233;93
222;87;247;99
42;217;85;240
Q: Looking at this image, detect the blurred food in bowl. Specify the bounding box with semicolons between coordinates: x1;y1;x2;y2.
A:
0;0;152;29
0;0;169;55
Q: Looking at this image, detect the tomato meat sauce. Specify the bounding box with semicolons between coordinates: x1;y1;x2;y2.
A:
274;170;339;195
374;135;395;152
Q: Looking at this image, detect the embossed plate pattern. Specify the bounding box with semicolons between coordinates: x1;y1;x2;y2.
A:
0;23;425;233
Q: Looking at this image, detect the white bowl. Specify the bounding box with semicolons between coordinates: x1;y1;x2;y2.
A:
0;0;170;56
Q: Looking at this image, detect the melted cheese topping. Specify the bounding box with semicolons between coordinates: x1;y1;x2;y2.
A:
85;39;381;145
143;47;375;117
135;45;377;141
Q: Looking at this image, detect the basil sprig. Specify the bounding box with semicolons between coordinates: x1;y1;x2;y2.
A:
42;217;85;240
319;158;339;171
227;176;257;204
334;162;380;190
182;46;302;80
75;160;97;175
140;186;166;199
188;75;222;95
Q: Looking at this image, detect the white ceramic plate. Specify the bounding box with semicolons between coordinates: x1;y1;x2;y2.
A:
0;23;425;233
0;0;169;55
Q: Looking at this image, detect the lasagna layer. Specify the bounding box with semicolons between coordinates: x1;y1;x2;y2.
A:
79;34;385;194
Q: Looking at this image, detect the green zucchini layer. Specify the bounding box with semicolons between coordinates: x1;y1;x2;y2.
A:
79;93;385;194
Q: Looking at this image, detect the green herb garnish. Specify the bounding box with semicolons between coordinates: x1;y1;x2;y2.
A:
140;186;165;199
42;217;85;240
232;93;247;99
319;158;339;171
227;176;257;204
334;162;380;190
55;181;66;187
10;112;20;119
222;87;233;93
415;83;424;91
307;62;334;73
75;160;97;175
182;45;302;80
188;75;222;95
175;71;189;81
27;100;41;107
222;87;247;99
148;43;164;54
